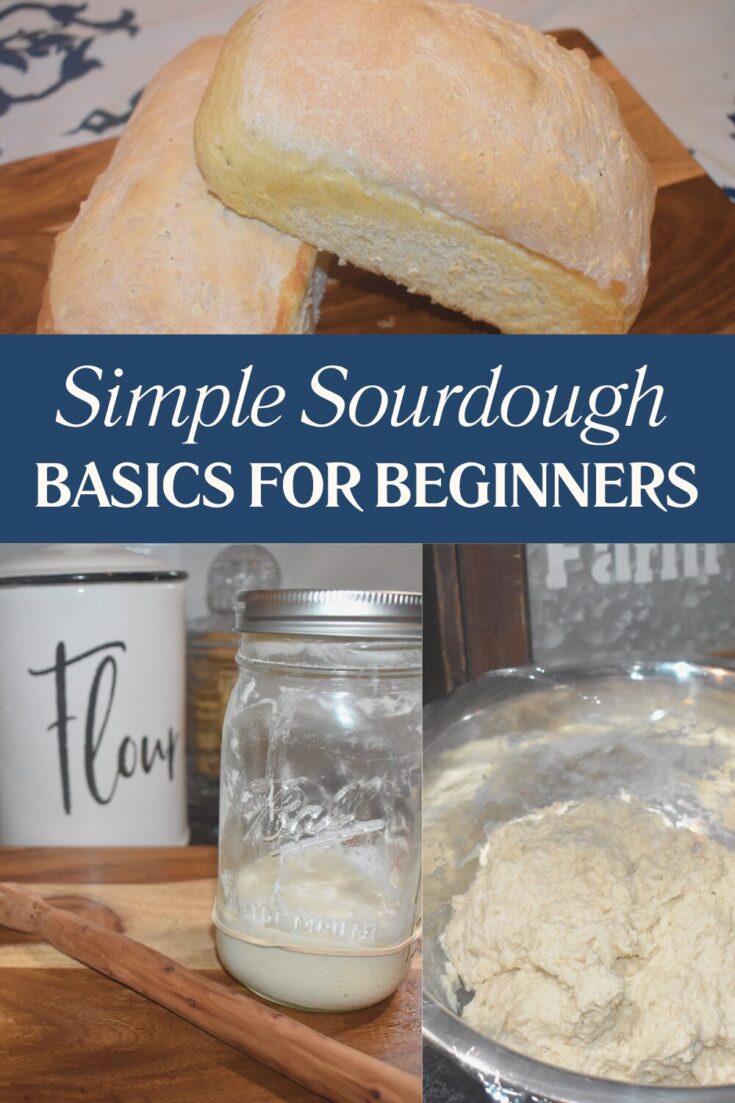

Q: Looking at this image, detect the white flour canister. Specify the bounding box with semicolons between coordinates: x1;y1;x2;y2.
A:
0;545;189;846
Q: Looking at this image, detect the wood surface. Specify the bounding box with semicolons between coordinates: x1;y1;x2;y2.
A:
0;882;420;1103
423;544;531;703
0;847;421;1103
0;30;732;335
423;546;468;703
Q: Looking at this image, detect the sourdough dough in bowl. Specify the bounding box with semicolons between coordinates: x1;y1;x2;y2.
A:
442;798;735;1087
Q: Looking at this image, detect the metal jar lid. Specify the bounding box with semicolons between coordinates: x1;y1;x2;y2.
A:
235;589;422;638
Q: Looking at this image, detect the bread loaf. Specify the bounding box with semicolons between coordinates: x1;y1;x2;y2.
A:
194;0;656;334
38;37;326;334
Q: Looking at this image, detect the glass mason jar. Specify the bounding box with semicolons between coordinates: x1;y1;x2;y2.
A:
214;589;422;1012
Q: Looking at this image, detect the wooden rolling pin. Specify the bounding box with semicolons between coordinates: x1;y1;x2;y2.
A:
0;882;420;1103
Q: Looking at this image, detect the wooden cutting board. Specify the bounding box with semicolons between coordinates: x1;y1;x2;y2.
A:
0;847;421;1102
0;28;733;334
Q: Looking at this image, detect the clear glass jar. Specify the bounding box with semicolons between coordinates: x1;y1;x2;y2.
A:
188;545;281;777
214;589;422;1012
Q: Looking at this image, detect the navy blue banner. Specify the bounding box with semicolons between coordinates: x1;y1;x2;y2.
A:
0;335;731;542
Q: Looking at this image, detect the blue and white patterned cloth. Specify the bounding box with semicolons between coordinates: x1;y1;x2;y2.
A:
0;0;733;199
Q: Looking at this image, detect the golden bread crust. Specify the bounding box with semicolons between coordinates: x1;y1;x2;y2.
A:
195;0;656;333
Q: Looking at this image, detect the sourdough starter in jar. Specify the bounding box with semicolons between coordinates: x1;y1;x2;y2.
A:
214;590;422;1011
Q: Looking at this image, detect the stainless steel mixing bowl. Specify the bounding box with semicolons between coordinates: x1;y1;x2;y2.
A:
423;661;735;1103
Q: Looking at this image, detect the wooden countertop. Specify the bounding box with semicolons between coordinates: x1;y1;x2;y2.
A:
0;846;421;1102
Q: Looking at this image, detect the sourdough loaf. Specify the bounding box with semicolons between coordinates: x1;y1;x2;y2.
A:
194;0;656;334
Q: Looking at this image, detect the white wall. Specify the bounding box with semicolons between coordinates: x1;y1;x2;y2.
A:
158;544;421;618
